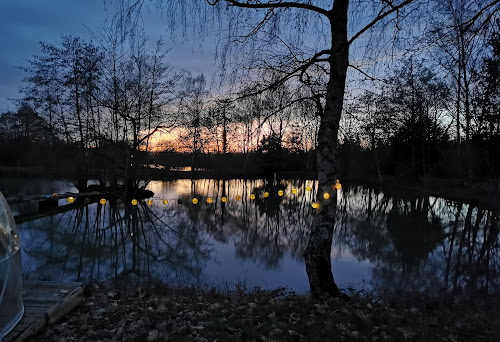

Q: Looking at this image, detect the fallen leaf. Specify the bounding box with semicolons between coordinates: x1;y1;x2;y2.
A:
147;329;159;341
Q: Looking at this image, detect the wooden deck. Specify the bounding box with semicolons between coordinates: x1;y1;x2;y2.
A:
4;281;84;342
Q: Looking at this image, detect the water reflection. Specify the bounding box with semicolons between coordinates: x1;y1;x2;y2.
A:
336;186;500;296
178;180;314;269
14;179;500;296
20;199;212;286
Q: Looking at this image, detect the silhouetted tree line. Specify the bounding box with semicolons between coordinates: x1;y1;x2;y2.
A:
2;30;500;181
340;23;500;183
2;9;500;184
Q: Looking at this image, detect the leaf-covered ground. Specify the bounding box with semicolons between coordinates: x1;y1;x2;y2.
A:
29;284;500;341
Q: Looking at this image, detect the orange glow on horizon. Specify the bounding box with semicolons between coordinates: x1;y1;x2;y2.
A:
138;121;317;153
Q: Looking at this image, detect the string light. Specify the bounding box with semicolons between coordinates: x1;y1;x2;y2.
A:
28;184;339;210
334;179;342;190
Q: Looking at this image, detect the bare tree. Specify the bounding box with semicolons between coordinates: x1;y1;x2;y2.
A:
121;0;420;298
178;73;208;170
119;0;500;297
22;36;103;189
430;0;498;144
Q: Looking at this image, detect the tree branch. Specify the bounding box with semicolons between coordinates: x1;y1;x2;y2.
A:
460;0;500;32
348;64;379;81
348;0;415;45
137;122;177;145
220;0;330;17
229;49;331;101
268;49;331;88
253;94;320;136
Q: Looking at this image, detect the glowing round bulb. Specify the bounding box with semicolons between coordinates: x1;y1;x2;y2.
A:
263;192;269;198
221;197;227;203
306;186;312;192
207;197;213;203
335;182;342;190
236;195;241;201
192;198;198;204
67;196;75;203
292;188;298;194
100;198;107;205
312;202;319;209
131;199;138;206
162;199;168;205
147;199;153;205
278;190;284;197
323;192;330;200
250;194;255;200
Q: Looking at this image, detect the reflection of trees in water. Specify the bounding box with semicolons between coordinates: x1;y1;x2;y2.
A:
180;179;315;269
19;180;499;296
20;200;212;285
337;185;500;296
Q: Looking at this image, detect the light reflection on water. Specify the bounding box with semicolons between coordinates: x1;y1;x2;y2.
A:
8;179;500;295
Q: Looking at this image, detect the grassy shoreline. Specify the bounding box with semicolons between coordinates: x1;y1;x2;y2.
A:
29;283;500;342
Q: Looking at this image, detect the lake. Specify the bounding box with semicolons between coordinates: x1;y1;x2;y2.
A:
2;178;499;296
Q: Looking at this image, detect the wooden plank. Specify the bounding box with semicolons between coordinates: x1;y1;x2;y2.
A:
47;286;84;324
6;192;104;204
13;192;105;224
4;281;83;342
6;316;48;342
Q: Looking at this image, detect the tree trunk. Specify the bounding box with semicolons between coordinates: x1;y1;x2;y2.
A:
222;106;227;155
303;0;349;300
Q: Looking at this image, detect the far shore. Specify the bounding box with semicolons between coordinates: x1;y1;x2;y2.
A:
1;166;499;210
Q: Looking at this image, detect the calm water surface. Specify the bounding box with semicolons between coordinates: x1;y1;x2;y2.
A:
3;178;499;295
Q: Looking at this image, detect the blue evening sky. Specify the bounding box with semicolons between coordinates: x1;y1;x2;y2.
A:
0;0;218;112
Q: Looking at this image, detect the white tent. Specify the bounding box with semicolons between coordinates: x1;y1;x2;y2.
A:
0;192;23;341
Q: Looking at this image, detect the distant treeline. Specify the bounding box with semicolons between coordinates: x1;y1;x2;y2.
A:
1;105;499;182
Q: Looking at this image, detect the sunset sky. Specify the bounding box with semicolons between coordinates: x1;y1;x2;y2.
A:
0;0;219;112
